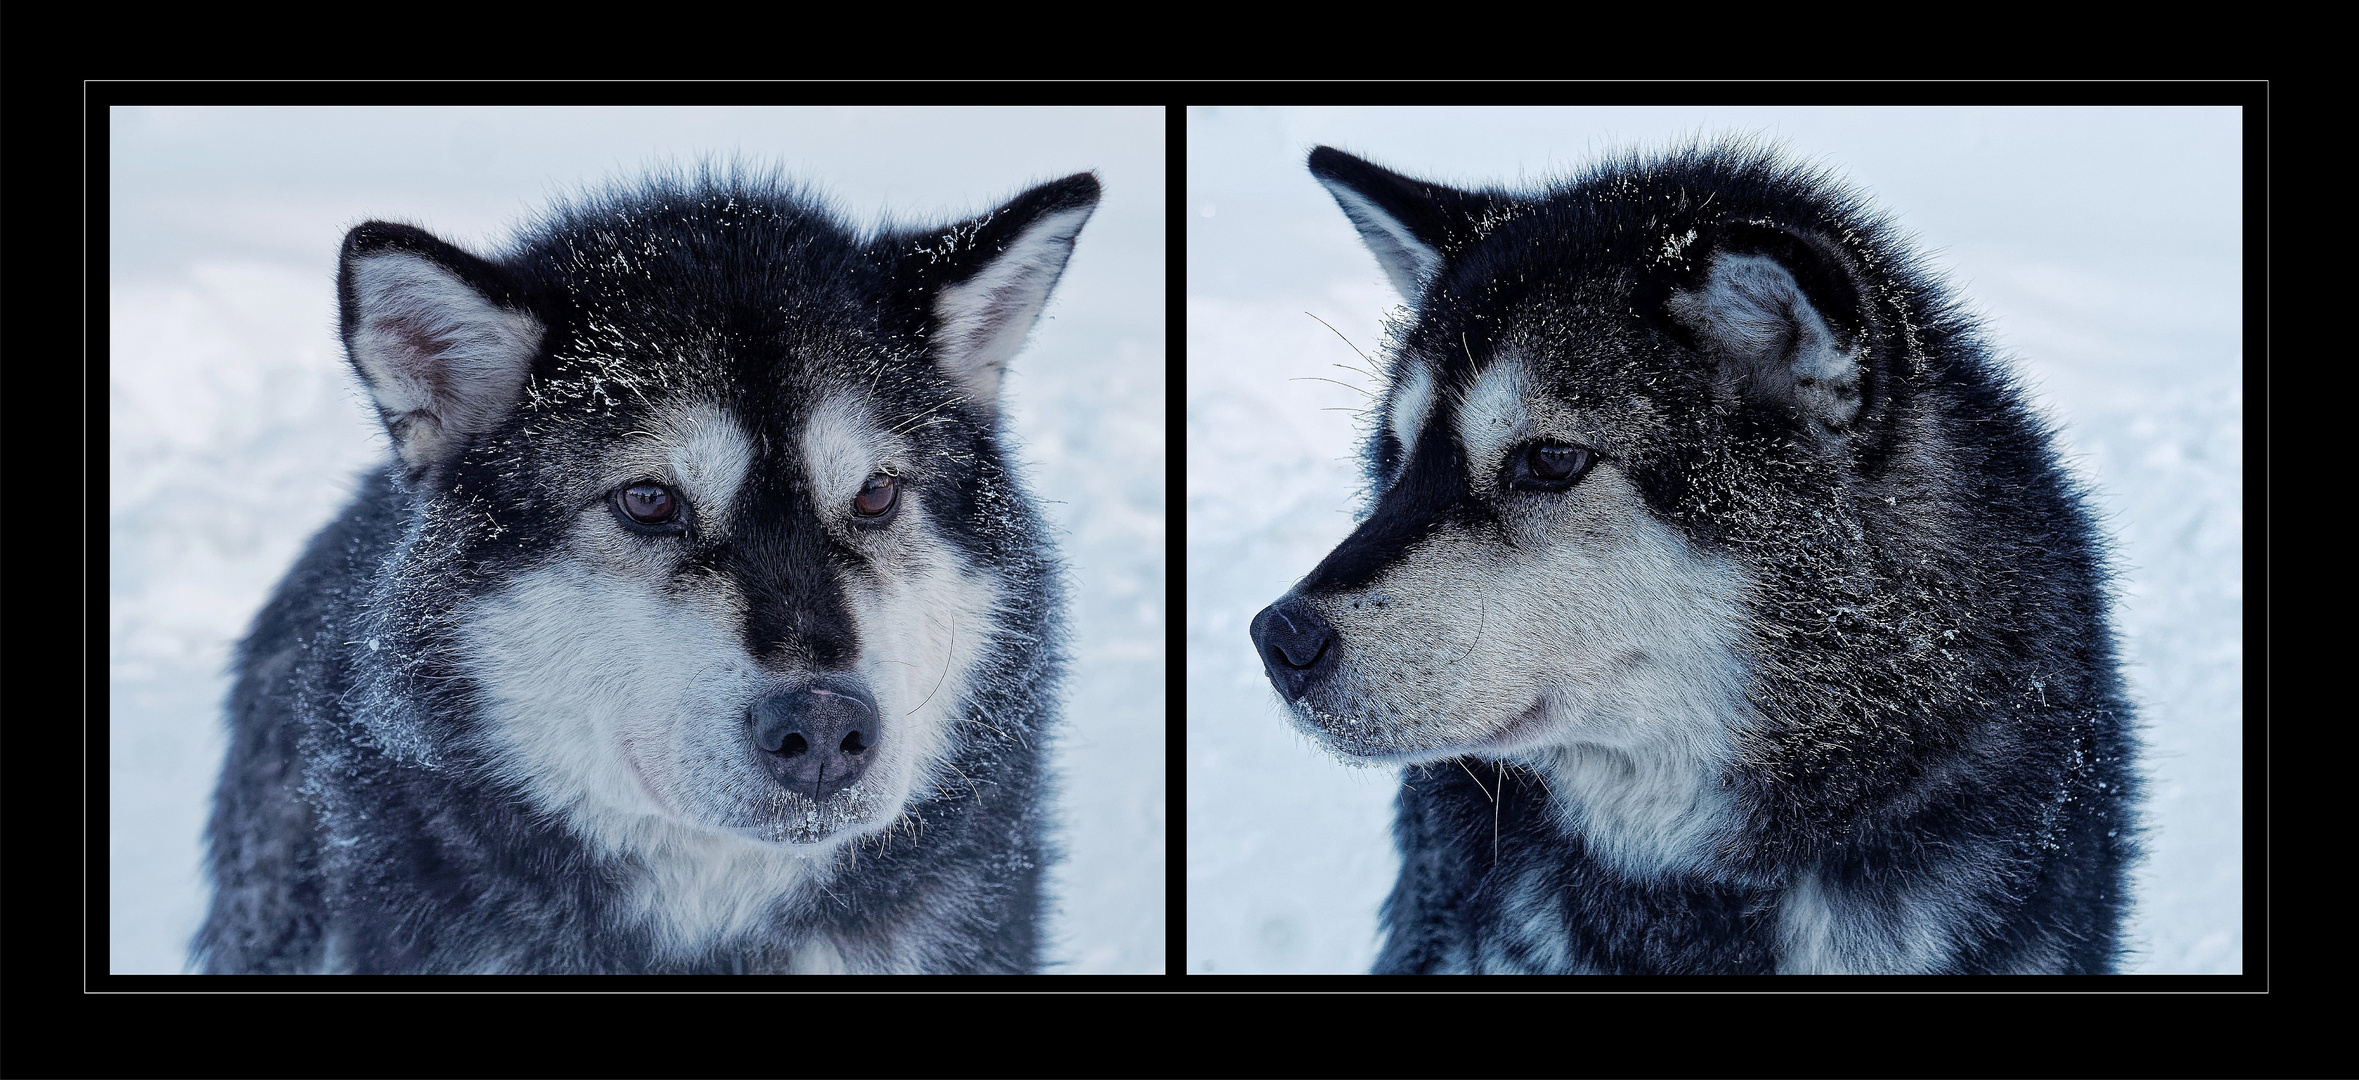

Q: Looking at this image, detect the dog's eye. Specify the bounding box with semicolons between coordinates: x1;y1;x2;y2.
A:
853;475;898;518
616;482;682;526
1509;443;1596;491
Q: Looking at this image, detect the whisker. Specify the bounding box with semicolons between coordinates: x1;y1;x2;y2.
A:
1305;311;1378;370
1455;759;1502;868
1443;598;1485;669
1458;759;1495;803
887;396;967;436
1495;763;1505;867
907;614;955;716
941;760;984;804
1288;376;1375;398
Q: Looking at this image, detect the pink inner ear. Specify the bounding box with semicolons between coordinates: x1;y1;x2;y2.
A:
377;317;460;401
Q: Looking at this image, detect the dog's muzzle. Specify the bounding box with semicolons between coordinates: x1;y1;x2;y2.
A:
1250;596;1336;702
749;675;881;800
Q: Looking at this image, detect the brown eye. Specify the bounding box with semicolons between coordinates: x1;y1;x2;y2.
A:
1529;444;1590;481
853;474;898;518
1510;443;1596;491
617;483;680;525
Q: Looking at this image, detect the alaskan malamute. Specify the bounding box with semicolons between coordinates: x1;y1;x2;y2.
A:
1252;144;2137;974
197;166;1098;974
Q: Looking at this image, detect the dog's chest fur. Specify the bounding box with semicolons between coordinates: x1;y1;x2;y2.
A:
1380;762;2017;975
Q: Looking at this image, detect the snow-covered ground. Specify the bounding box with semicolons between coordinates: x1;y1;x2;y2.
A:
1185;106;2242;974
107;106;1165;974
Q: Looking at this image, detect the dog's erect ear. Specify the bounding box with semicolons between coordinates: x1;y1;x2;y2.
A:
1666;224;1870;438
894;172;1100;409
339;222;542;476
1308;146;1495;300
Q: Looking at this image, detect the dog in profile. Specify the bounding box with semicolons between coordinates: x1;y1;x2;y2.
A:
197;167;1099;973
1252;143;2137;974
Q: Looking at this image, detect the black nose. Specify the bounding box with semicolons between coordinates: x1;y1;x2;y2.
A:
1250;598;1335;701
749;675;882;800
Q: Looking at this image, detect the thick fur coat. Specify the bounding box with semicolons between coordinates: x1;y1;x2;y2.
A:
198;168;1097;974
1254;143;2138;974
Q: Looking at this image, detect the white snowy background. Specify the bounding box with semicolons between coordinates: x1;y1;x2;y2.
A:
1186;106;2242;974
108;106;1165;974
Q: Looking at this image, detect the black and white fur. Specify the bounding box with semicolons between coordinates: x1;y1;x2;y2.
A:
1251;144;2137;974
196;166;1099;974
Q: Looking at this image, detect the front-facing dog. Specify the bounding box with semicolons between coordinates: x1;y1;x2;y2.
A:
1254;145;2137;974
196;167;1098;973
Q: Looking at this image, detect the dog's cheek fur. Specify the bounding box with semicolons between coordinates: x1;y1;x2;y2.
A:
837;500;1010;812
1306;472;1749;732
1308;468;1758;878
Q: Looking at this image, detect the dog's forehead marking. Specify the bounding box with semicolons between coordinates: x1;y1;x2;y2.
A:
1388;359;1436;464
668;405;755;523
802;393;885;501
1454;354;1530;478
